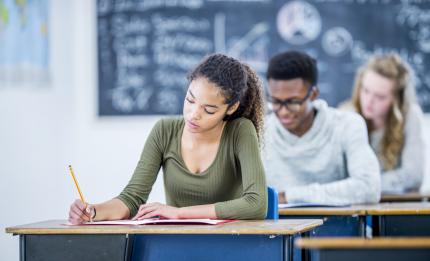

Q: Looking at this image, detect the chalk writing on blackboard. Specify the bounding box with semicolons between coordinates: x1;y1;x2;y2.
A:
97;0;430;115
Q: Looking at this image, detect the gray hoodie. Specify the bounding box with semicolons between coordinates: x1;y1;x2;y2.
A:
263;100;381;204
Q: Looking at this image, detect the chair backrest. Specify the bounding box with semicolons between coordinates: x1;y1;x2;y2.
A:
266;186;279;220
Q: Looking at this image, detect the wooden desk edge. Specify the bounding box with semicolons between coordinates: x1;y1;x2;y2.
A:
279;203;430;216
381;193;430;202
366;209;430;215
296;237;430;249
279;209;366;216
5;219;323;236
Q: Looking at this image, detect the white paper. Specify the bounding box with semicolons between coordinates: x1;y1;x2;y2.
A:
67;218;232;226
278;203;350;209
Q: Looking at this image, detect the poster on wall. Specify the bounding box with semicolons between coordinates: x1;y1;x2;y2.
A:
0;0;50;88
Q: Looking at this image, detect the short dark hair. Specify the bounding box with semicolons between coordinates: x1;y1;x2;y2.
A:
266;50;318;87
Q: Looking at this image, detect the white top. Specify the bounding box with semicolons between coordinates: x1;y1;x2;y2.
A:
370;103;426;193
263;100;381;204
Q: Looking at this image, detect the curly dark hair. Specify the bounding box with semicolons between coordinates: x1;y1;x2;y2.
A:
188;53;265;143
266;50;318;87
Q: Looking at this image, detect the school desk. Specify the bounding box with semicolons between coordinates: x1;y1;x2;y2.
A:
381;192;430;202
296;237;430;261
279;206;368;237
5;219;323;261
366;202;430;236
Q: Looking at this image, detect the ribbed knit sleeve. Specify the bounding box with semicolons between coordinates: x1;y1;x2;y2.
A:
214;119;268;219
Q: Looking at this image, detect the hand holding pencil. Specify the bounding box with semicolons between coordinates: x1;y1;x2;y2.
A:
67;165;95;224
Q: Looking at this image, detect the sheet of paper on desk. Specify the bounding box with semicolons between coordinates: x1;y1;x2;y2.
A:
67;219;235;226
382;188;407;195
279;203;350;208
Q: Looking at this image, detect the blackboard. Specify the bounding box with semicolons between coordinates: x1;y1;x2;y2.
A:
97;0;430;116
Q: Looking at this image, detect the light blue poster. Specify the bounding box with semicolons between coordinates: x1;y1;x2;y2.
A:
0;0;49;87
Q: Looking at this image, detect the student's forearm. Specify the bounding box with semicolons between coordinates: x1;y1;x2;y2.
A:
93;198;130;221
286;176;380;204
178;204;217;219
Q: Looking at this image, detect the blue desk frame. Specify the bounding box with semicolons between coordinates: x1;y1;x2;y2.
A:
304;247;430;261
130;233;309;261
372;215;430;237
280;208;367;261
8;219;322;261
296;237;430;261
19;233;301;261
281;215;366;237
367;203;430;237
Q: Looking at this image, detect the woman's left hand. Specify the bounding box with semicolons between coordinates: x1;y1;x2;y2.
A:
132;202;181;220
278;192;288;204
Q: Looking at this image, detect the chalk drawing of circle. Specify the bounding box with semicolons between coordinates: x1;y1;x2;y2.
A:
277;1;322;45
322;27;353;57
417;26;430;53
418;40;430;53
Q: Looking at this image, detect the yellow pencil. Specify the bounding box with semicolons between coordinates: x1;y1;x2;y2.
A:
68;165;86;204
68;165;94;222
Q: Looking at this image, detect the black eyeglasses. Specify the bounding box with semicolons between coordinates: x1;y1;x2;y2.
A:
267;86;315;113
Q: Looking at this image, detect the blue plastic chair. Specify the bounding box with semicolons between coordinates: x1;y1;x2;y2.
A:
266;186;279;220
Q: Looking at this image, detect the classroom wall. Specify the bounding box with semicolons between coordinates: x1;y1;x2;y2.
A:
0;1;164;260
70;0;166;206
1;1;429;260
0;1;75;260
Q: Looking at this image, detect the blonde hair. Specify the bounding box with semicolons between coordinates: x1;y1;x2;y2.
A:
351;53;416;170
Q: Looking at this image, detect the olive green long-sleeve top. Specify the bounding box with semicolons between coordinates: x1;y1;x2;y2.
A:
117;117;268;219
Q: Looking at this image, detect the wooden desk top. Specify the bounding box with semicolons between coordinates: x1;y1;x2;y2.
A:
5;219;323;236
296;237;430;249
279;206;367;216
381;192;430;202
365;202;430;215
279;202;430;216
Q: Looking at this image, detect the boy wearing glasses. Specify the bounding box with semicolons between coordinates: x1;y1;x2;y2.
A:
263;51;381;204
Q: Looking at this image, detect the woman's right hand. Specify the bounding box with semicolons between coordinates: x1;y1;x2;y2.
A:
68;199;94;224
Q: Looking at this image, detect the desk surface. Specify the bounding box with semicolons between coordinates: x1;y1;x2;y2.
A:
381;192;430;202
279;202;430;216
365;202;430;215
296;237;430;249
279;206;367;216
5;219;323;235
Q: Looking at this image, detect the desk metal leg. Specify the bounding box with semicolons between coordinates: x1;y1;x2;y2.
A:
371;215;381;237
359;216;366;237
379;216;386;236
301;231;311;261
20;235;25;261
124;234;134;261
284;236;293;261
